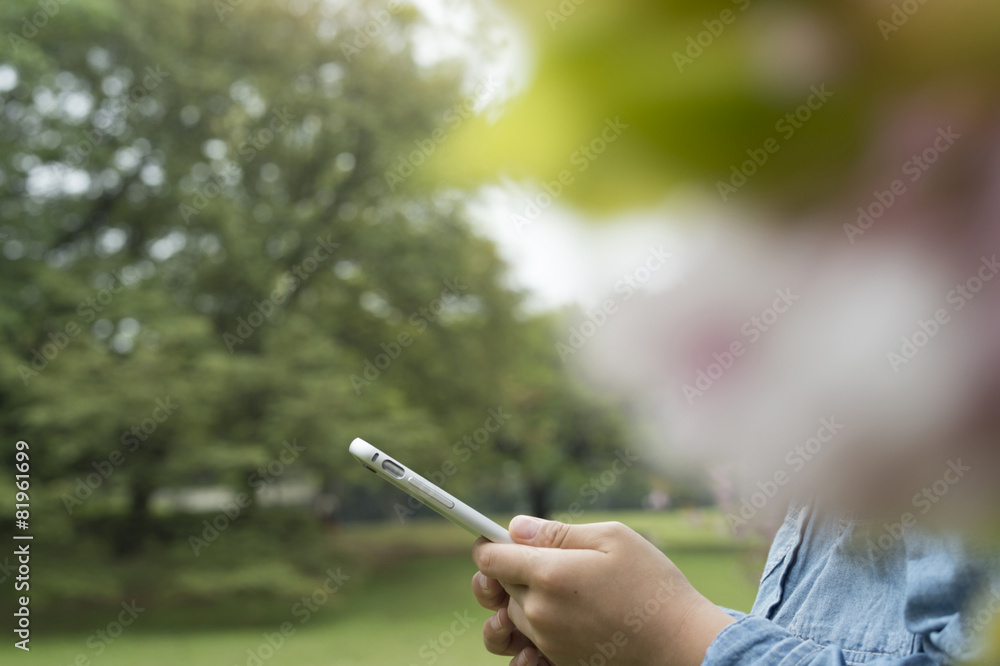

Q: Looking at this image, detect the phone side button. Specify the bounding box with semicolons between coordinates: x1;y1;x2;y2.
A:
408;476;456;509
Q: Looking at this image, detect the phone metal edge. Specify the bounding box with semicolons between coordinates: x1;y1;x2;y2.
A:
350;438;513;544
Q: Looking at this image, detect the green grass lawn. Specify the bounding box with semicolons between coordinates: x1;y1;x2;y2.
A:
22;510;763;665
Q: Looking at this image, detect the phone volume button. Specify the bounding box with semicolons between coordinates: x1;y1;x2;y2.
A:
408;476;455;509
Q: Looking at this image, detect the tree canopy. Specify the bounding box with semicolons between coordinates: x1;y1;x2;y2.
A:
0;0;637;587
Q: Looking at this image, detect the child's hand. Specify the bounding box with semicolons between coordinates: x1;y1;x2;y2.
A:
471;516;734;666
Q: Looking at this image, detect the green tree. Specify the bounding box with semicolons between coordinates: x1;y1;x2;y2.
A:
0;0;635;574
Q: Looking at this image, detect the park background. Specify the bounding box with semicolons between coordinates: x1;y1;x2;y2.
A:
2;0;999;664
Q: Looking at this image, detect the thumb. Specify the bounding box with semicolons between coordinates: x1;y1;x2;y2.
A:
508;515;609;550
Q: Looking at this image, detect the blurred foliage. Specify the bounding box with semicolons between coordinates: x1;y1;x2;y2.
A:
430;0;1000;213
0;0;643;617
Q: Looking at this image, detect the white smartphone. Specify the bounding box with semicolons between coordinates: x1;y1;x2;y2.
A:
349;438;513;544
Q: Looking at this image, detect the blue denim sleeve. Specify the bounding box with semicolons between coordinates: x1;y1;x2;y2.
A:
702;616;942;665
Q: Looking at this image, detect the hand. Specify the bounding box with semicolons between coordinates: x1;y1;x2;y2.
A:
470;570;551;666
471;516;735;666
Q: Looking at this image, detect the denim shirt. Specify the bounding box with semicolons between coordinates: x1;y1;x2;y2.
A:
703;504;994;665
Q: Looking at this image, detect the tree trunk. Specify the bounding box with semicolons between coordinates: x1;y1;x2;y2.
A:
115;480;152;557
527;479;551;519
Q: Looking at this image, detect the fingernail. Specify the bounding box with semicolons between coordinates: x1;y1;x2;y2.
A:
491;612;502;631
515;651;528;666
511;515;538;540
480;573;490;592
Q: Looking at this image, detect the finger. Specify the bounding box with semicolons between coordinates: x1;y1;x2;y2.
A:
483;606;536;657
508;515;625;552
504;595;538;646
500;580;529;609
472;571;509;610
511;645;546;666
473;539;547;586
